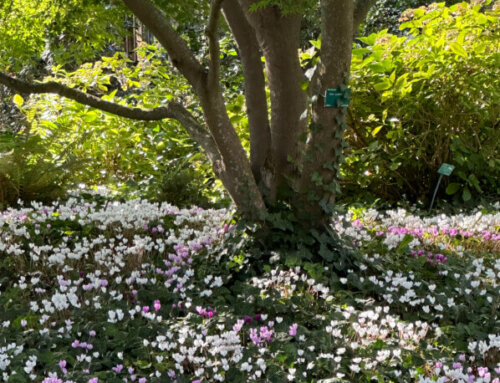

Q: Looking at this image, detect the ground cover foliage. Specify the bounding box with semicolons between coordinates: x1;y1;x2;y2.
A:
0;193;498;383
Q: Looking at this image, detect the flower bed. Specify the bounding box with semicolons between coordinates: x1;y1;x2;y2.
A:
0;198;499;382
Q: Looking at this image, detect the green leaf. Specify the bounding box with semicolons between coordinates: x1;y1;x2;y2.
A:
83;112;98;123
462;187;471;201
373;78;392;91
13;94;24;108
450;42;468;58
397;234;414;254
445;183;461;195
309;39;321;49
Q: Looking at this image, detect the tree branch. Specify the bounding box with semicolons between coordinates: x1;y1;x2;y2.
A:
122;0;207;94
166;102;225;176
207;0;224;87
0;72;176;120
0;70;227;183
353;0;377;31
222;0;271;185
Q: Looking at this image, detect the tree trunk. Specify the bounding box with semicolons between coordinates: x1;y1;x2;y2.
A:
198;87;267;220
238;1;308;203
298;0;354;226
222;1;271;189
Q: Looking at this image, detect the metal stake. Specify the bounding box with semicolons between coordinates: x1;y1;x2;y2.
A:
429;174;443;213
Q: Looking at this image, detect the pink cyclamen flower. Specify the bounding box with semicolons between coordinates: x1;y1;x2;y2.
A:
88;378;98;383
154;300;161;311
249;328;262;346
139;378;146;383
59;359;67;374
112;364;123;373
89;330;96;337
289;323;298;336
142;306;149;313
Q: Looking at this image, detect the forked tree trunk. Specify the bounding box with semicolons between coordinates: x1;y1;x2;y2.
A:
238;1;309;202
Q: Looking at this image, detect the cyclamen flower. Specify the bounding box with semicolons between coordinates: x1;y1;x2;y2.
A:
260;326;274;342
59;360;67;374
112;364;123;373
88;379;98;383
289;323;298;336
250;328;262;346
233;319;245;333
196;306;216;318
153;300;161;311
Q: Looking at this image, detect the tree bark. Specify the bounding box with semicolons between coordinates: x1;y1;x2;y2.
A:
222;1;271;189
238;0;308;202
298;0;354;225
354;0;378;32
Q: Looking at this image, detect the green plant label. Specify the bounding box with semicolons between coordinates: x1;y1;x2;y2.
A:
325;88;351;108
438;163;455;176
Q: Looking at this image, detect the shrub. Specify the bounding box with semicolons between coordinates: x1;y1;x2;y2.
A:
0;131;83;209
344;1;499;205
20;48;224;208
362;0;462;35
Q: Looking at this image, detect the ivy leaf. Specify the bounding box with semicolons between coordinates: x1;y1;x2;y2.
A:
462;187;472;201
